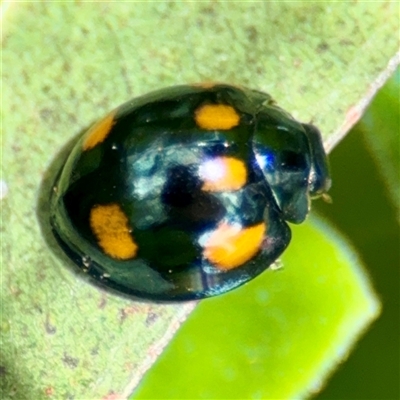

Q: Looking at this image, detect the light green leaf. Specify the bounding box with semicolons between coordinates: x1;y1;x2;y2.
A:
1;2;396;398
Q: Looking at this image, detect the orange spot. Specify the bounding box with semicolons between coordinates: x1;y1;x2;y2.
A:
83;111;116;150
195;104;240;130
90;203;137;259
204;222;266;270
201;157;247;192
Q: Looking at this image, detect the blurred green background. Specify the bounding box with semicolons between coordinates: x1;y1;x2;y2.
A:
315;69;399;399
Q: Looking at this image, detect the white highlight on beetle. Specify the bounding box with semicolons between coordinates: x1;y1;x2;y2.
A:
255;152;274;170
198;222;243;249
199;158;226;182
255;154;267;170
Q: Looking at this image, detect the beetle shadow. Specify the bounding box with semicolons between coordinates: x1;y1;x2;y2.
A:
36;126;178;305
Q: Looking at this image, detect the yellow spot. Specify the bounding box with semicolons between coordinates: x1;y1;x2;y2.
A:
195;104;240;130
201;157;247;192
83;111;116;151
90;203;137;259
204;222;266;270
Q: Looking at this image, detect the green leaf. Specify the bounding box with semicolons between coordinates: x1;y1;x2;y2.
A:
360;68;400;217
132;217;379;399
313;70;399;399
1;3;397;398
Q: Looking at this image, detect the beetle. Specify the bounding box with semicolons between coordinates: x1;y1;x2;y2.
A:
50;83;330;301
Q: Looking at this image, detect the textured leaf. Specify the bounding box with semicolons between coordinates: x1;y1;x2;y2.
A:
1;2;397;398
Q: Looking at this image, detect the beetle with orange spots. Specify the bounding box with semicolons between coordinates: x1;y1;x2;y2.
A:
50;83;330;300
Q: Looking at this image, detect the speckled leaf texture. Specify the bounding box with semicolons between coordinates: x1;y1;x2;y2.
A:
1;2;398;399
